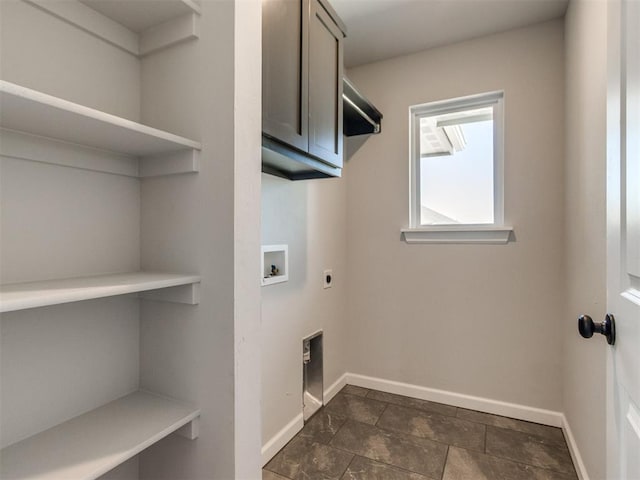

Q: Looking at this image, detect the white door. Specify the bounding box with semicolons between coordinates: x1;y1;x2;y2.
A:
607;0;640;479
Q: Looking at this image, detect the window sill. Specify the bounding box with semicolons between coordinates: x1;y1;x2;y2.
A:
401;225;514;244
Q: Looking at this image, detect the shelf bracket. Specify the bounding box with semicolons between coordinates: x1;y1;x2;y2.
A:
139;13;200;57
138;282;200;305
175;416;200;440
139;150;200;177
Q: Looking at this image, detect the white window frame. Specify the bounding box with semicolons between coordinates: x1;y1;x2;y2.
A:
403;91;513;244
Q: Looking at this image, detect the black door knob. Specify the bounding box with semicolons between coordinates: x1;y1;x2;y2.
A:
578;314;616;345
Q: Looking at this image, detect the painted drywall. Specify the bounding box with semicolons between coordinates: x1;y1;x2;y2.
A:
232;2;264;475
0;0;140;120
261;173;349;447
138;1;263;478
563;1;608;478
345;20;566;411
0;0;140;453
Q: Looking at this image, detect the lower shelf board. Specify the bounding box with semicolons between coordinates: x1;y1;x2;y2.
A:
0;391;200;480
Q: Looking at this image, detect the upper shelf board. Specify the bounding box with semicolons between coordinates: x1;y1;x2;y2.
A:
0;81;201;158
78;0;201;33
0;272;202;313
343;77;383;137
0;390;200;480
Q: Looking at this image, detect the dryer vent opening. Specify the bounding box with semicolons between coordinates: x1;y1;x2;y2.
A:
303;332;323;421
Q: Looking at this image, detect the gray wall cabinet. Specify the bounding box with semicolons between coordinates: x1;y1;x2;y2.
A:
262;0;345;180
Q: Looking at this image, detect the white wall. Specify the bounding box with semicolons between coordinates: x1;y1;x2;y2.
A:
345;20;566;411
563;1;608;478
261;173;349;446
0;0;140;120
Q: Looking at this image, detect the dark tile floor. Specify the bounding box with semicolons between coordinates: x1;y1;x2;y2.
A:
263;385;578;480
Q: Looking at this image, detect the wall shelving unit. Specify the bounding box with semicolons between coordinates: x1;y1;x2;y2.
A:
0;0;206;477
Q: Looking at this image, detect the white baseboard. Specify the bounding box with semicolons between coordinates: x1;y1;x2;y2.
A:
261;413;303;466
561;414;590;480
261;373;348;465
346;373;564;427
324;373;348;403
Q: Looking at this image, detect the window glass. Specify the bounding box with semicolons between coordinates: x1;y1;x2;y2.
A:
419;109;494;224
409;92;504;228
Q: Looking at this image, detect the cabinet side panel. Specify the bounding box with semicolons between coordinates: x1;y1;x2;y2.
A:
262;0;308;151
308;0;343;168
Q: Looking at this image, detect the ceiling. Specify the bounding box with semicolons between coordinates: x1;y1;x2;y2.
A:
330;0;569;67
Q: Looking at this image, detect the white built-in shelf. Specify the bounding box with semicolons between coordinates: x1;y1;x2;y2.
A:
0;272;201;313
0;81;201;176
0;81;201;158
0;391;200;480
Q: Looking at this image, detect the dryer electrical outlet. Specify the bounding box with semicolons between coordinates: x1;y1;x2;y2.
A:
323;269;333;289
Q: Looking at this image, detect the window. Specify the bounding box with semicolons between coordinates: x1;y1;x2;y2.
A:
404;91;512;244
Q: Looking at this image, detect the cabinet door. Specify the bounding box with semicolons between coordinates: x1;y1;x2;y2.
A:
308;0;343;168
262;0;309;152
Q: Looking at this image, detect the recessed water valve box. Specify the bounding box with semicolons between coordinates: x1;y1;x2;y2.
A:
261;245;288;286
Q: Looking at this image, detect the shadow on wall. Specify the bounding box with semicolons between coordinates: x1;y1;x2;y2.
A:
345;136;369;161
261;173;309;290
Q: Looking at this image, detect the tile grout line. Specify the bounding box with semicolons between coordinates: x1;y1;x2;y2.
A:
379;401;493;433
369;395;460;420
440;445;450;480
337;452;357;479
330;441;442;480
329;418;451;478
328;420;443;478
262;466;294;480
374;404;487;453
468;446;579;478
328;415;349;446
487;424;572;451
373;402;390;427
342;416;455;450
483;424;487;454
